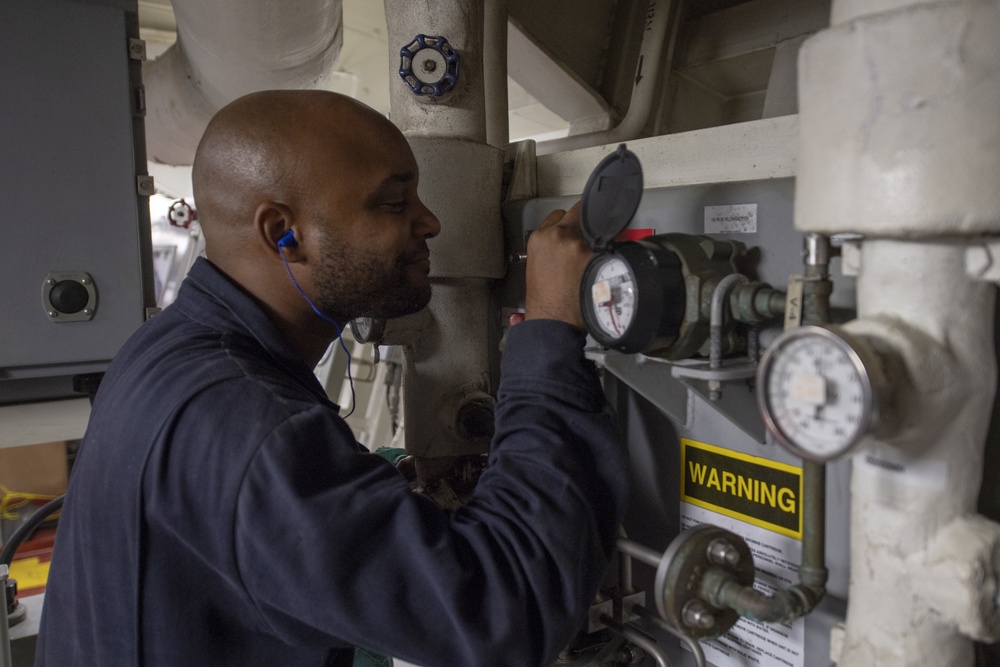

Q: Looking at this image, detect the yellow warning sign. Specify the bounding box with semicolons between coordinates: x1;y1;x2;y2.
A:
681;438;802;539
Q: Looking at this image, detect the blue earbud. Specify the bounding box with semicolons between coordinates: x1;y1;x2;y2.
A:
276;229;356;418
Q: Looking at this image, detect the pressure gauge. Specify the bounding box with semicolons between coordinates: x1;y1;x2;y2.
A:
575;144;686;354
757;325;885;462
580;243;685;353
586;257;636;339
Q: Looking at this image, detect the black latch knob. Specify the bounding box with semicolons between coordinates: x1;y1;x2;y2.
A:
49;280;90;314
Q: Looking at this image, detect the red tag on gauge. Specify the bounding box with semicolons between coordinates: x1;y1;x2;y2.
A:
615;228;655;241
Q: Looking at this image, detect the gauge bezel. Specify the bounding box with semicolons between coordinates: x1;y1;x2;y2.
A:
756;324;878;462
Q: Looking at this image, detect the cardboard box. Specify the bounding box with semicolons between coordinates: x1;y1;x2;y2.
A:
0;441;68;496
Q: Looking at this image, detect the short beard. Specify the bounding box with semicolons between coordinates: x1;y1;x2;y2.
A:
310;234;431;323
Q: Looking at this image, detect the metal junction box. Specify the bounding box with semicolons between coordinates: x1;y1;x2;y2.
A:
0;0;155;403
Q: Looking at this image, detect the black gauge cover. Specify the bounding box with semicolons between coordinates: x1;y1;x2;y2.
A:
581;240;686;354
580;144;644;251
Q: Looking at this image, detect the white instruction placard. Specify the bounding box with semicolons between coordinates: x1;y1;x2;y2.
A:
680;505;805;667
705;204;758;233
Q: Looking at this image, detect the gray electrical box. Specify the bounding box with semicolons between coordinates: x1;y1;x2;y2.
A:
0;0;155;403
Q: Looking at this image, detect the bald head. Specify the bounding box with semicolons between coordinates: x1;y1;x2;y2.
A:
188;89;438;366
191;90;403;262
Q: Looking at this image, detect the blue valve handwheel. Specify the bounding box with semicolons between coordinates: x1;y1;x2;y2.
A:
398;34;460;97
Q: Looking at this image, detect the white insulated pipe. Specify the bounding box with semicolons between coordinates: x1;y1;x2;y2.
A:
385;0;487;141
144;0;344;165
796;1;1000;664
796;0;1000;237
839;243;1000;665
383;0;506;461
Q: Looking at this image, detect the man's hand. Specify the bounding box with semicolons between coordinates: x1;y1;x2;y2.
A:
525;202;593;330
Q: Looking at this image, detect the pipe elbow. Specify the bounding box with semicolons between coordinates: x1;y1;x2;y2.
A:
715;578;824;625
144;0;344;165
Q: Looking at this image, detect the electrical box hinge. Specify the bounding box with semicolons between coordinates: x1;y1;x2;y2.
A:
137;175;155;197
128;38;147;61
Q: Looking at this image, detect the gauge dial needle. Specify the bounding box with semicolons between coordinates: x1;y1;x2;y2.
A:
606;303;621;335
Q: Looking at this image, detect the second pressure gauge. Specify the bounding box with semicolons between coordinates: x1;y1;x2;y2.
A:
757;325;886;462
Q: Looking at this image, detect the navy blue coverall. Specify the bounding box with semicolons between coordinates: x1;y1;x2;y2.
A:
36;257;628;666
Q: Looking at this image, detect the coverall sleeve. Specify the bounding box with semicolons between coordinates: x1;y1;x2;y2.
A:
233;319;629;667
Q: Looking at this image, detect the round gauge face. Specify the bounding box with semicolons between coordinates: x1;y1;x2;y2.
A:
759;327;875;461
585;256;637;342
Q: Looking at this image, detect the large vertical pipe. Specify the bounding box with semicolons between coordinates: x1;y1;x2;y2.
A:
386;1;487;141
839;243;997;665
796;0;1000;663
384;1;506;471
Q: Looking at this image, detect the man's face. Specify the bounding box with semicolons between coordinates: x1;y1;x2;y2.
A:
311;221;432;322
302;124;440;323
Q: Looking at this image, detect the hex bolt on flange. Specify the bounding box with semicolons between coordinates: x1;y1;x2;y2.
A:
707;538;741;567
682;599;717;630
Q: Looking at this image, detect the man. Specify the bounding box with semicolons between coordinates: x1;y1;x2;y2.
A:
37;90;628;666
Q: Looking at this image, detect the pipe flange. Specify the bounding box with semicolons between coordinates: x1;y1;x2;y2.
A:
398;34;460;97
654;524;755;639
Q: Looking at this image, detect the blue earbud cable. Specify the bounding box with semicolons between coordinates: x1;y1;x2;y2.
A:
278;246;356;418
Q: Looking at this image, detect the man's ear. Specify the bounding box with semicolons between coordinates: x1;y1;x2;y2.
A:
254;201;301;260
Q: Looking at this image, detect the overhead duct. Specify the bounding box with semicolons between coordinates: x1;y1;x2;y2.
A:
144;0;344;165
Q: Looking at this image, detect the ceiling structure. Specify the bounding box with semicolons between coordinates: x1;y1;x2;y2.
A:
136;0;571;143
135;0;807;197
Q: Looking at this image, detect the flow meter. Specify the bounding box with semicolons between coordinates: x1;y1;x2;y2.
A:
757;325;886;461
578;145;686;354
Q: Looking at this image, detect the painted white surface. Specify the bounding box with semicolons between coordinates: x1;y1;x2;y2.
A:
0;399;90;450
537;115;798;198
